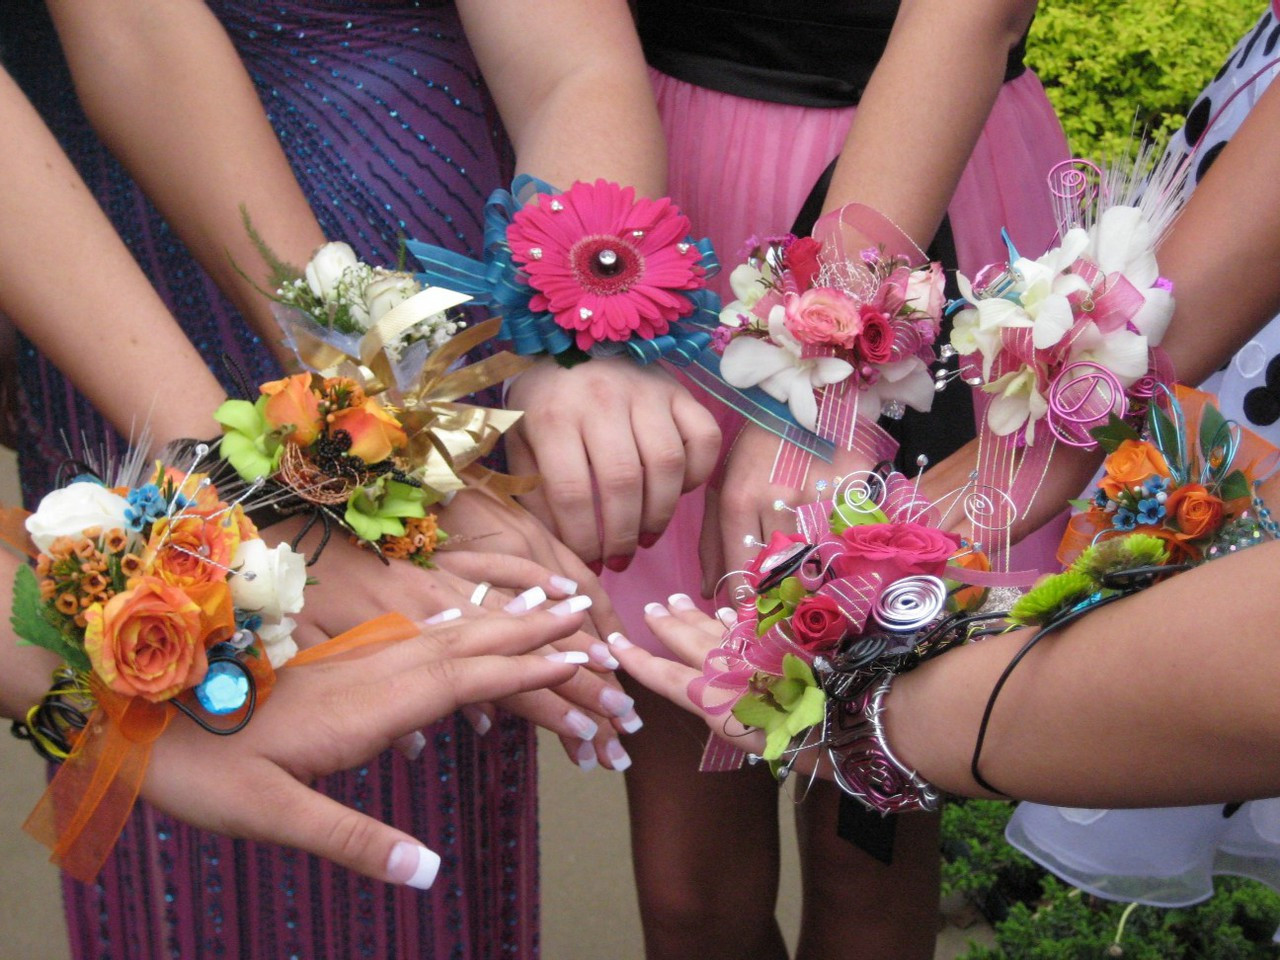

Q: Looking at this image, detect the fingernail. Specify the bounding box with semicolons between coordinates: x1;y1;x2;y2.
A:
504;586;547;615
668;593;696;611
604;555;631;573
549;575;579;596
387;841;442;890
643;602;670;619
564;709;599;740
605;739;633;772
605;631;634;650
461;705;491;737
423;608;461;626
618;709;644;735
638;531;660;549
545;651;590;665
587;560;603;575
394;731;427;761
576;740;599;772
599;686;635;718
588;642;619;670
548;595;592;616
716;606;739;627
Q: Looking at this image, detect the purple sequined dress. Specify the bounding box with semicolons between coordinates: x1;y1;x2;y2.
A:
2;2;538;957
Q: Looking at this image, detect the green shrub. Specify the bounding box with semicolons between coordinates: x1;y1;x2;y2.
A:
942;800;1280;958
1025;0;1265;158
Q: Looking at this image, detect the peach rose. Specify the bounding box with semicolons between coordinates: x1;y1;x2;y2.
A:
329;398;408;463
83;576;208;702
144;513;241;589
1163;483;1224;540
783;288;863;349
261;373;323;445
1099;440;1171;500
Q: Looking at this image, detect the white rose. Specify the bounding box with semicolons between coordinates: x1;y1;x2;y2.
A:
257;618;299;669
231;539;307;623
305;241;361;301
365;271;422;326
26;482;132;552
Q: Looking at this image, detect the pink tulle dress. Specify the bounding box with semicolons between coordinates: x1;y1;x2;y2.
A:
606;1;1072;652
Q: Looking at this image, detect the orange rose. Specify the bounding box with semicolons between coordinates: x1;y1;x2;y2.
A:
261;373;323;445
1163;483;1224;540
144;513;241;588
1099;440;1171;500
83;576;208;702
946;547;991;614
329;398;408;463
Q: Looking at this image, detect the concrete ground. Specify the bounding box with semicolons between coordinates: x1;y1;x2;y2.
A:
0;446;993;959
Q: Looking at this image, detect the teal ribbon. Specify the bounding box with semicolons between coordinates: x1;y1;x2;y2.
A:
407;176;719;367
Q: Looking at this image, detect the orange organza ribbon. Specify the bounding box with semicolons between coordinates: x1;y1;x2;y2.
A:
1057;385;1280;567
23;611;420;882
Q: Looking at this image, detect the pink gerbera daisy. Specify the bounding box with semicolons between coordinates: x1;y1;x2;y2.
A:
507;179;705;351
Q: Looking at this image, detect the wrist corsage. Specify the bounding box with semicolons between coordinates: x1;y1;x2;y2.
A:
8;446;422;880
407;175;720;368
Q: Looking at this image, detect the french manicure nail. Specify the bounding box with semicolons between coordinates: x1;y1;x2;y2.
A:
576;740;598;772
604;555;631;573
599;687;635;718
461;705;491;737
545;651;590;665
548;595;592;616
668;593;697;611
423;608;461;625
386;841;442;890
588;642;619;670
716;606;739;627
504;586;547;615
394;731;427;761
638;532;660;549
605;739;632;772
618;709;644;735
643;602;670;619
605;631;634;650
549;575;579;596
564;709;598;740
587;559;603;575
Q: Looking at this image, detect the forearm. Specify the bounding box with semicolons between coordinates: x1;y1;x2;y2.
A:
459;0;666;195
46;0;324;360
820;0;1036;240
0;68;225;444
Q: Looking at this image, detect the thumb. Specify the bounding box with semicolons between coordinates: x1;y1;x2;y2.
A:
247;769;442;888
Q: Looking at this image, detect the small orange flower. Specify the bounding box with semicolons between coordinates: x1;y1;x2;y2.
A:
83;576;208;702
39;579;56;601
380;536;412;559
261;373;323;445
329;399;408;463
103;528;130;554
947;547;990;614
73;537;99;561
56;592;79;616
121;554;144;578
1164;483;1225;540
319;377;367;411
1099;440;1171;500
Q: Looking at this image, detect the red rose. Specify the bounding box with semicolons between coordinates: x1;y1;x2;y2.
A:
835;523;961;580
854;307;895;365
783;236;824;289
789;595;846;655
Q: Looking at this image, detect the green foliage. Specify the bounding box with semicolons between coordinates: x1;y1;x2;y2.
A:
1026;0;1264;158
942;799;1280;959
10;563;90;674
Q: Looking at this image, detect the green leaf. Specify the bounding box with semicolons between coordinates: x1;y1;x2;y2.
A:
1067;498;1094;512
11;565;91;673
1197;401;1230;464
1147;402;1181;474
1090;413;1140;454
1217;470;1251;503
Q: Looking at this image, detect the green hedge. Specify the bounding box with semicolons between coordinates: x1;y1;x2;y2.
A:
1025;0;1266;157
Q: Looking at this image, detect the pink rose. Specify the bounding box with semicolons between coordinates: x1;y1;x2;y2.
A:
854;308;895;365
783;288;862;348
782;236;824;290
834;523;961;580
905;263;946;323
789;595;846;655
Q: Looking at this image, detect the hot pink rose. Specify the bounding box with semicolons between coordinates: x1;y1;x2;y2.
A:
789;595;846;655
834;523;961;580
854;308;895;365
782;236;824;289
744;530;809;586
783;288;862;349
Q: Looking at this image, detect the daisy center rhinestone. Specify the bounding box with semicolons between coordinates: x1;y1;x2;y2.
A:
569;234;644;296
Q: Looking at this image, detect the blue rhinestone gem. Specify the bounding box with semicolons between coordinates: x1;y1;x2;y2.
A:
195;662;250;715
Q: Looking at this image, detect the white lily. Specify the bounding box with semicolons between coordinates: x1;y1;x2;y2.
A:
983;364;1048;443
720;305;853;431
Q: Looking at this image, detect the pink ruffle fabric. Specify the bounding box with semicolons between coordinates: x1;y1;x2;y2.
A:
603;68;1071;654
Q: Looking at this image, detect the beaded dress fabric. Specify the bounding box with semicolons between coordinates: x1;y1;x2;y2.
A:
2;2;537;957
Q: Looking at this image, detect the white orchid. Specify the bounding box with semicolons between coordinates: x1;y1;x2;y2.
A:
983;364;1048;443
1067;323;1151;387
720;304;853;431
858;357;937;417
718;260;773;328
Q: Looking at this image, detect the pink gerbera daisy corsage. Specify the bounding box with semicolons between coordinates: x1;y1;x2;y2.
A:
506;179;706;352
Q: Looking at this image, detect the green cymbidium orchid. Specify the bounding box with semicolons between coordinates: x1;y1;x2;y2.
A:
731;654;828;773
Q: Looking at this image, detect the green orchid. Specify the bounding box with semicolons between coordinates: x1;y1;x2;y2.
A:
731;654;828;772
345;476;434;542
829;495;889;535
755;575;808;636
214;396;282;482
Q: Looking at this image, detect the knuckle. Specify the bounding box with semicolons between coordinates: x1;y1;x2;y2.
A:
648;442;687;477
598;464;643;496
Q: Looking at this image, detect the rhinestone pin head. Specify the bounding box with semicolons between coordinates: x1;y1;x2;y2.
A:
550;199;564;211
529;247;543;260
